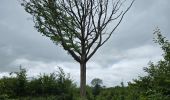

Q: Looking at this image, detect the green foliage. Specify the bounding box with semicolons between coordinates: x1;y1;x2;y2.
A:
0;66;76;100
95;85;129;100
15;66;27;97
129;29;170;100
0;66;27;98
21;0;80;53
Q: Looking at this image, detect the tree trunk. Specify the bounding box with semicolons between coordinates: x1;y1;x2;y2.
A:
80;62;86;99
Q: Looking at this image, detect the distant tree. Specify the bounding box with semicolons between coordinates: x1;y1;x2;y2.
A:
120;82;125;100
91;78;103;87
9;66;27;97
15;66;27;97
91;78;103;98
20;0;134;98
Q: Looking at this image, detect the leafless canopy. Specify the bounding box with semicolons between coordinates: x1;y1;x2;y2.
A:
21;0;134;62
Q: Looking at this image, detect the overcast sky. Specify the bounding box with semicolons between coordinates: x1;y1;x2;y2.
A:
0;0;170;87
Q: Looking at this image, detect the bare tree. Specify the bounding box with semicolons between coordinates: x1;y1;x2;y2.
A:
20;0;134;98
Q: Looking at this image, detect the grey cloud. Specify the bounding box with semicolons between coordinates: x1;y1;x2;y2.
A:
113;0;170;48
91;0;170;68
0;0;74;72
